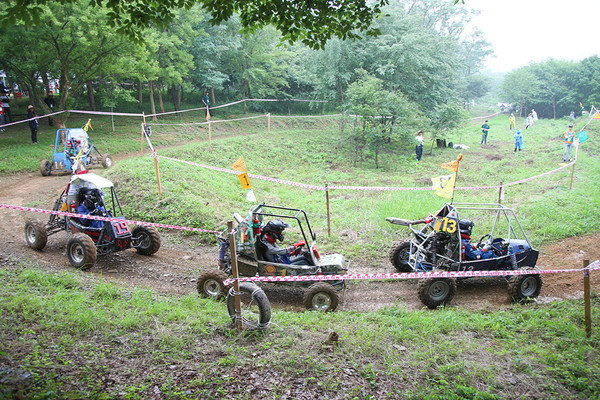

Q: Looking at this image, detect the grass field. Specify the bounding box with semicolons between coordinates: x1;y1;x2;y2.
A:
1;105;599;399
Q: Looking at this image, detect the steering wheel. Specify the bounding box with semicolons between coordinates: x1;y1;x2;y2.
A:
476;234;493;249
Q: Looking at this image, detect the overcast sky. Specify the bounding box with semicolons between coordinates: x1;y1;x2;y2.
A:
467;0;600;73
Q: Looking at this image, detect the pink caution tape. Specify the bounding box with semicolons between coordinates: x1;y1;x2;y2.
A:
222;266;594;286
0;203;220;234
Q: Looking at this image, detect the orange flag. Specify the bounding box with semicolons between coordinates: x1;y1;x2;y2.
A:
441;154;462;173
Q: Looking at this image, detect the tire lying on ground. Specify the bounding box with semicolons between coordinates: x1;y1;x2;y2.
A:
303;282;339;312
418;277;457;309
227;282;271;329
197;269;229;300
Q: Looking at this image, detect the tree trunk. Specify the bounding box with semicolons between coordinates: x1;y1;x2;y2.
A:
149;80;157;121
170;84;181;114
138;80;143;108
157;82;165;114
210;87;215;107
86;81;96;111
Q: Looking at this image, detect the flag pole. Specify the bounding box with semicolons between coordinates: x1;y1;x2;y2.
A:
450;153;463;204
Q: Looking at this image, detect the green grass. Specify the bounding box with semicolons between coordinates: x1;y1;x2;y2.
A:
1;264;598;399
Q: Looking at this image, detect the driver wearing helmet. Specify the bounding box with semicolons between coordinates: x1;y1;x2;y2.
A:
260;219;310;265
459;219;493;261
77;188;106;228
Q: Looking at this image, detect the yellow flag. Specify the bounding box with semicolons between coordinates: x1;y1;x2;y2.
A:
237;172;252;189
593;112;600;120
83;119;93;132
206;108;211;120
431;174;456;199
233;156;246;172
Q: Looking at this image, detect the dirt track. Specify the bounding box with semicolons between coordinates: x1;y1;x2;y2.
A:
1;170;599;312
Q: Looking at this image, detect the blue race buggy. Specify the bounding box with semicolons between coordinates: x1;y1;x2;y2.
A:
386;203;542;308
40;127;112;175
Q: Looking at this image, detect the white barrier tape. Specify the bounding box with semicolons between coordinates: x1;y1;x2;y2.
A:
270;114;343;119
504;161;576;186
150;114;266;126
584;260;600;271
223;266;593;286
467;112;501;121
160;155;574;193
0;203;220;234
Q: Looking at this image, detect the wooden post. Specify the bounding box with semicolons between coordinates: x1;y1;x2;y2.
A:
140;113;146;157
154;153;162;195
228;221;243;332
569;162;576;190
268;113;271;134
208;120;212;145
584;259;592;338
325;184;331;237
497;182;503;204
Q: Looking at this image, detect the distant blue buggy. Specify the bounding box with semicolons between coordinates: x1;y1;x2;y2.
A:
40;127;112;175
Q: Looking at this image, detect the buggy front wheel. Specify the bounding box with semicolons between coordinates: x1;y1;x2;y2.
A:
40;159;52;176
508;267;542;303
227;282;271;329
389;239;414;272
418;278;457;309
303;282;339;312
197;270;229;300
102;154;113;168
131;225;161;255
67;233;97;270
24;220;48;250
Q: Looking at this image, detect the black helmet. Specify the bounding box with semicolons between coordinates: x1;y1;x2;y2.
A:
78;188;101;205
459;219;474;236
263;219;289;241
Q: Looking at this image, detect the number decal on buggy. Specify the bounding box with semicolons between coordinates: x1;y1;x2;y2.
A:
114;221;130;235
433;217;457;233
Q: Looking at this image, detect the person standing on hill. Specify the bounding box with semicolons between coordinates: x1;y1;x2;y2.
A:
415;130;424;161
202;91;212;119
563;124;576;162
514;129;524;152
27;105;38;144
509;113;516;130
481;120;490;144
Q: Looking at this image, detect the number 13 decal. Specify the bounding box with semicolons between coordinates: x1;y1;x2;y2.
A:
433;217;457;233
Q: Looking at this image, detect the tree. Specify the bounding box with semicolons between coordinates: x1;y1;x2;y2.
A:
500;67;541;116
0;2;130;119
1;0;387;49
344;71;421;168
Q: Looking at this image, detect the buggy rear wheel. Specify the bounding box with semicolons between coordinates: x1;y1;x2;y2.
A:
67;233;97;270
508;267;542;303
24;220;48;250
389;239;414;272
227;282;271;329
131;225;161;255
197;270;229;300
418;278;457;309
102;154;113;168
303;282;339;312
40;159;52;176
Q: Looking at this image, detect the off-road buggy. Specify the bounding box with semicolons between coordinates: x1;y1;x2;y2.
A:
24;172;161;269
386;202;542;309
40;127;112;176
197;204;350;312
